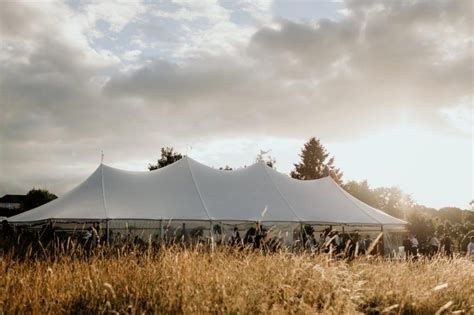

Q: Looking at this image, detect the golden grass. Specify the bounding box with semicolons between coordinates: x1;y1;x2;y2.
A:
1;246;473;314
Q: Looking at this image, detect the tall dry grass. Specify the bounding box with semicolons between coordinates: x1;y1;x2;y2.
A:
1;245;473;314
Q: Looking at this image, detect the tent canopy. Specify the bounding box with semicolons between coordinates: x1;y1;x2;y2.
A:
8;157;407;226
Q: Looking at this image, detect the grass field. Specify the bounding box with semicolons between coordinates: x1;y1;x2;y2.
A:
1;245;473;314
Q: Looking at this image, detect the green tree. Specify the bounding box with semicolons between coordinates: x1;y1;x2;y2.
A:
373;186;414;218
343;180;413;219
343;180;376;206
436;207;463;224
405;210;435;243
291;137;343;184
22;189;57;211
148;147;184;171
462;210;474;224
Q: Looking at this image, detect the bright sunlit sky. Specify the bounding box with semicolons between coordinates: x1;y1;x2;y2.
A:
0;0;472;209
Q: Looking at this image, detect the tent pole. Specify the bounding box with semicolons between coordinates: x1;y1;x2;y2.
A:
106;219;110;245
210;221;214;251
342;225;345;251
380;225;384;256
159;220;163;244
300;222;304;244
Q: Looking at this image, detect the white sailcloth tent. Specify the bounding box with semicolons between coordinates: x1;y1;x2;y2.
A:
9;156;406;228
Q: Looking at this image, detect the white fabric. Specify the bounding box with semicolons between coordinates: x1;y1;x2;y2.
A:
9;157;407;226
430;237;440;247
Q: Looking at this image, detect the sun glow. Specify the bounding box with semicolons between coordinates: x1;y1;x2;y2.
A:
328;125;473;209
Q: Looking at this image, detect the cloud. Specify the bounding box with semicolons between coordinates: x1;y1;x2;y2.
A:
248;0;473;125
0;0;472;205
104;0;472;141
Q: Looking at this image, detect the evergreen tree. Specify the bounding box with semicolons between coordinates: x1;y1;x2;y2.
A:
148;147;184;171
291;137;343;184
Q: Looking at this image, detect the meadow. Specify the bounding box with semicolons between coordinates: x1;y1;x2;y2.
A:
1;245;473;314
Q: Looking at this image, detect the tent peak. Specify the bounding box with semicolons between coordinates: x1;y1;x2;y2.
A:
8;154;408;226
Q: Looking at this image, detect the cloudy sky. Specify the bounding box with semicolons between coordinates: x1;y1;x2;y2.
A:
0;0;472;209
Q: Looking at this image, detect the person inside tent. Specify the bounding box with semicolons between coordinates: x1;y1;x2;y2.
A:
363;235;372;254
402;235;412;260
179;223;190;245
230;226;241;246
254;222;265;249
323;226;332;240
467;236;474;260
323;231;333;253
83;227;93;243
358;235;367;255
429;235;440;256
1;220;14;251
244;226;256;246
83;223;97;250
349;233;360;257
319;232;325;245
39;221;56;244
302;224;315;249
333;231;341;252
323;230;341;253
441;234;453;258
1;220;12;238
91;223;101;247
410;235;419;256
88;223;100;244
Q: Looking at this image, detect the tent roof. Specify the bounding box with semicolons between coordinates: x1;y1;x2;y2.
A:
8;157;407;226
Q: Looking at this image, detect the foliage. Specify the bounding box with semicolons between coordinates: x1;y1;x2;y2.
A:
148;147;183;171
405;209;436;243
22;188;57;211
407;205;474;248
0;246;473;314
343;181;414;219
343;180;474;248
291;137;343;184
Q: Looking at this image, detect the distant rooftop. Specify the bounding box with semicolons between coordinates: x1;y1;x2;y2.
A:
0;194;26;204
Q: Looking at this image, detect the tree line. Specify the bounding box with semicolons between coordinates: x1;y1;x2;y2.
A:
148;138;474;250
7;137;473;249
